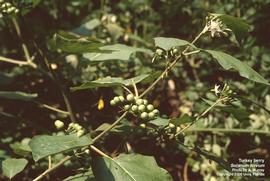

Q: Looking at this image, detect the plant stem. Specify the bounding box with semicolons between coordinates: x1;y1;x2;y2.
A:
175;98;223;136
92;111;128;143
35;101;70;115
31;26;207;180
32;155;71;181
0;56;29;66
11;18;37;68
140;27;206;97
185;128;270;135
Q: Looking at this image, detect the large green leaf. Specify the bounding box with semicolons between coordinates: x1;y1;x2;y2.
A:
205;50;269;86
170;114;193;126
29;134;92;161
48;31;106;54
1;158;28;179
92;154;173;181
83;44;152;61
211;13;250;41
63;170;96;181
0;91;37;101
154;37;193;50
71;74;154;91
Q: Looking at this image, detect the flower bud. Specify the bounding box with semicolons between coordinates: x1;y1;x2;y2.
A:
54;120;64;129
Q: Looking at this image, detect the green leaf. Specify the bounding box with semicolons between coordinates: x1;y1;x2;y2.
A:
48;31;106;54
1;158;28;179
83;44;152;62
0;91;37;101
171;114;193;126
10;138;32;157
211;13;250;41
63;170;96;181
73;19;101;35
205;50;269;86
29;134;92;161
71;74;153;91
154;37;193;51
92;154;173;181
149;117;170;127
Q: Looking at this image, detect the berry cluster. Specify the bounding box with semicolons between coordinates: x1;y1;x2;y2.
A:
54;120;85;137
110;94;160;121
0;0;19;17
152;47;179;62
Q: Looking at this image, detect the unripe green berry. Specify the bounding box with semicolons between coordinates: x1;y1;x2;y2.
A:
148;112;155;119
113;96;120;104
140;123;146;128
136;98;143;105
119;96;125;102
168;123;175;128
153;109;159;115
146;104;154;111
126;94;134;102
131;105;138;112
138;105;145;112
76;129;85;137
156;48;163;56
54;120;64;129
84;149;90;154
172;47;178;54
124;104;131;111
143;99;148;105
110;100;116;106
140;112;148;119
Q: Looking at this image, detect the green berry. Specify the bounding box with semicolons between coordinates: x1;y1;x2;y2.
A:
176;126;181;133
153;109;159;115
110;100;116;106
76;129;85;137
148;112;155;119
138;105;145;112
172;47;178;54
54;120;64;129
131;105;138;112
113;96;120;104
140;112;148;119
126;94;134;102
119;96;125;102
124;105;131;110
136;98;143;105
147;104;154;111
169;123;175;128
140;123;146;128
143;99;148;105
156;49;163;56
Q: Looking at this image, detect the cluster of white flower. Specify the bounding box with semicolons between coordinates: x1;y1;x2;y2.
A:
0;0;19;18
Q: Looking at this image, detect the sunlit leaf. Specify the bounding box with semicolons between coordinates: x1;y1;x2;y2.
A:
29;134;92;161
92;154;173;181
205;50;269;86
1;158;28;179
154;37;193;50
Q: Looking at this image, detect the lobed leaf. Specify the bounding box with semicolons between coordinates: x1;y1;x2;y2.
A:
205;50;269;86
